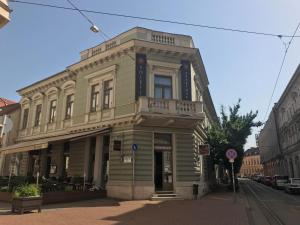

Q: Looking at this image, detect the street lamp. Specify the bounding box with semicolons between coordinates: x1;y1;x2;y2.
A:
90;25;99;33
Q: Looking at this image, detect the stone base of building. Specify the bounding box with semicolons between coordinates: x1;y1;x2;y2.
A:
107;181;210;200
106;181;154;200
175;181;209;199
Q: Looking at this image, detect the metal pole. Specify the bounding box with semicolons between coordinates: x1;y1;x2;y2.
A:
36;171;40;186
231;162;236;203
8;161;12;191
0;115;7;138
83;172;86;191
132;152;135;200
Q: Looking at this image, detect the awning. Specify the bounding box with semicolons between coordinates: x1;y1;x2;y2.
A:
0;128;110;155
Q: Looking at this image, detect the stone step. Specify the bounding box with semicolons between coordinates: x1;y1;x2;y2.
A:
151;196;184;201
150;193;183;201
152;193;177;197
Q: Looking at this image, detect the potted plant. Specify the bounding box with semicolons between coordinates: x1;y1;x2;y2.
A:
12;184;42;214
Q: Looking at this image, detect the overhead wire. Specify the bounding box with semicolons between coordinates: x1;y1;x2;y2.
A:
8;0;300;39
262;22;300;122
64;0;135;61
7;0;300;117
65;0;109;41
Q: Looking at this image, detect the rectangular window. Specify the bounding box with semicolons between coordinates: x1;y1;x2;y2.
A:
22;108;29;129
65;94;74;119
49;99;57;123
154;133;172;150
34;104;42;127
90;84;100;112
154;75;172;99
103;80;113;109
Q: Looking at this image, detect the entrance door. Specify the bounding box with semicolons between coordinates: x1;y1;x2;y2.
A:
154;133;173;191
154;151;163;190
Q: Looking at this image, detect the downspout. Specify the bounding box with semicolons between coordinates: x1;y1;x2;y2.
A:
272;106;285;174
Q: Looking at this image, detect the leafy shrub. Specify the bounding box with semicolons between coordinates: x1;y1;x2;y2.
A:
14;184;40;197
64;185;73;192
0;186;9;192
71;176;84;184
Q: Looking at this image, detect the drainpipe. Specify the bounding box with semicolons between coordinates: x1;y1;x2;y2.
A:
272;106;285;174
0;98;8;176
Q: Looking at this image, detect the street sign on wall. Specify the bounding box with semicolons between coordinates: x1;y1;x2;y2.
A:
199;144;210;156
132;144;138;152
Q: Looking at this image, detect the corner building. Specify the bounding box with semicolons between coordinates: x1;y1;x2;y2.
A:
0;27;217;199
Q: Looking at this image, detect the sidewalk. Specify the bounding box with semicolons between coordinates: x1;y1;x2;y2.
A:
0;186;249;225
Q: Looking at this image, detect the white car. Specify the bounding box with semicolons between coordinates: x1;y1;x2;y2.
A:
284;178;300;194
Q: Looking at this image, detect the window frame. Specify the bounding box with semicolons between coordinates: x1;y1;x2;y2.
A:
22;108;29;129
90;83;100;112
65;94;74;120
34;104;42;127
154;75;173;99
103;79;113;110
48;99;57;123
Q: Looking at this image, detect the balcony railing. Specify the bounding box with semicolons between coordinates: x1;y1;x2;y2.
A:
137;97;204;116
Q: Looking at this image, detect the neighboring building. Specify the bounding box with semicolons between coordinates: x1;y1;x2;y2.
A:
0;97;15;107
0;103;21;175
0;27;217;199
259;65;300;178
0;98;17;144
0;0;10;28
239;147;263;177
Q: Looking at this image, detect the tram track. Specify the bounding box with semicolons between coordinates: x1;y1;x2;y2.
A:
241;181;286;225
251;180;300;204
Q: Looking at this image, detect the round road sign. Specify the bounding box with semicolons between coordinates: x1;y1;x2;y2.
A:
132;144;138;152
226;149;237;160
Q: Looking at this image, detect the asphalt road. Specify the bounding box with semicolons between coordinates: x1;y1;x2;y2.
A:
240;179;300;225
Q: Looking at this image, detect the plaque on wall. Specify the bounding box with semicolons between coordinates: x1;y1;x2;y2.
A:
135;53;147;100
181;60;192;101
199;144;210;156
113;140;122;151
50;164;57;174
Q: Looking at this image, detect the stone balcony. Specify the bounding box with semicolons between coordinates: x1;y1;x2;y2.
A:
135;97;205;128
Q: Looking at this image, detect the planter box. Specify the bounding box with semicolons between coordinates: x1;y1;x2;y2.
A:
42;190;106;204
0;190;106;205
12;197;42;214
0;191;12;202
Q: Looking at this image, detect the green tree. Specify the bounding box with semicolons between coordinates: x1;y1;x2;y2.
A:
207;99;262;174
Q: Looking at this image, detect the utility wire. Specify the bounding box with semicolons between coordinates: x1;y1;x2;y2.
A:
64;0;134;60
65;0;110;41
263;22;300;122
8;0;300;39
64;0;135;61
66;0;94;27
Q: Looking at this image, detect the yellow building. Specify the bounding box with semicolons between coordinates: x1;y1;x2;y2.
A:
240;147;263;177
0;0;10;28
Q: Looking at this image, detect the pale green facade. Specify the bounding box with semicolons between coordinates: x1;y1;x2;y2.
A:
0;27;217;199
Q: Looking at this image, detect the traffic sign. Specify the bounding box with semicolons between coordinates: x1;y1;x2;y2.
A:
199;144;210;156
226;149;237;160
132;144;138;152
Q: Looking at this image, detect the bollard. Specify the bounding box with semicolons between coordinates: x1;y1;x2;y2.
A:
193;183;199;200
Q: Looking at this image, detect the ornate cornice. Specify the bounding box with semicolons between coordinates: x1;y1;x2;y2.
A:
18;71;76;98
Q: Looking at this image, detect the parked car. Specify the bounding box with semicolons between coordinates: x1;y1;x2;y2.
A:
271;175;289;189
285;178;300;194
262;176;272;186
253;175;263;182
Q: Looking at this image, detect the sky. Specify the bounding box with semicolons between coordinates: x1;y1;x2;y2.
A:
1;0;300;149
